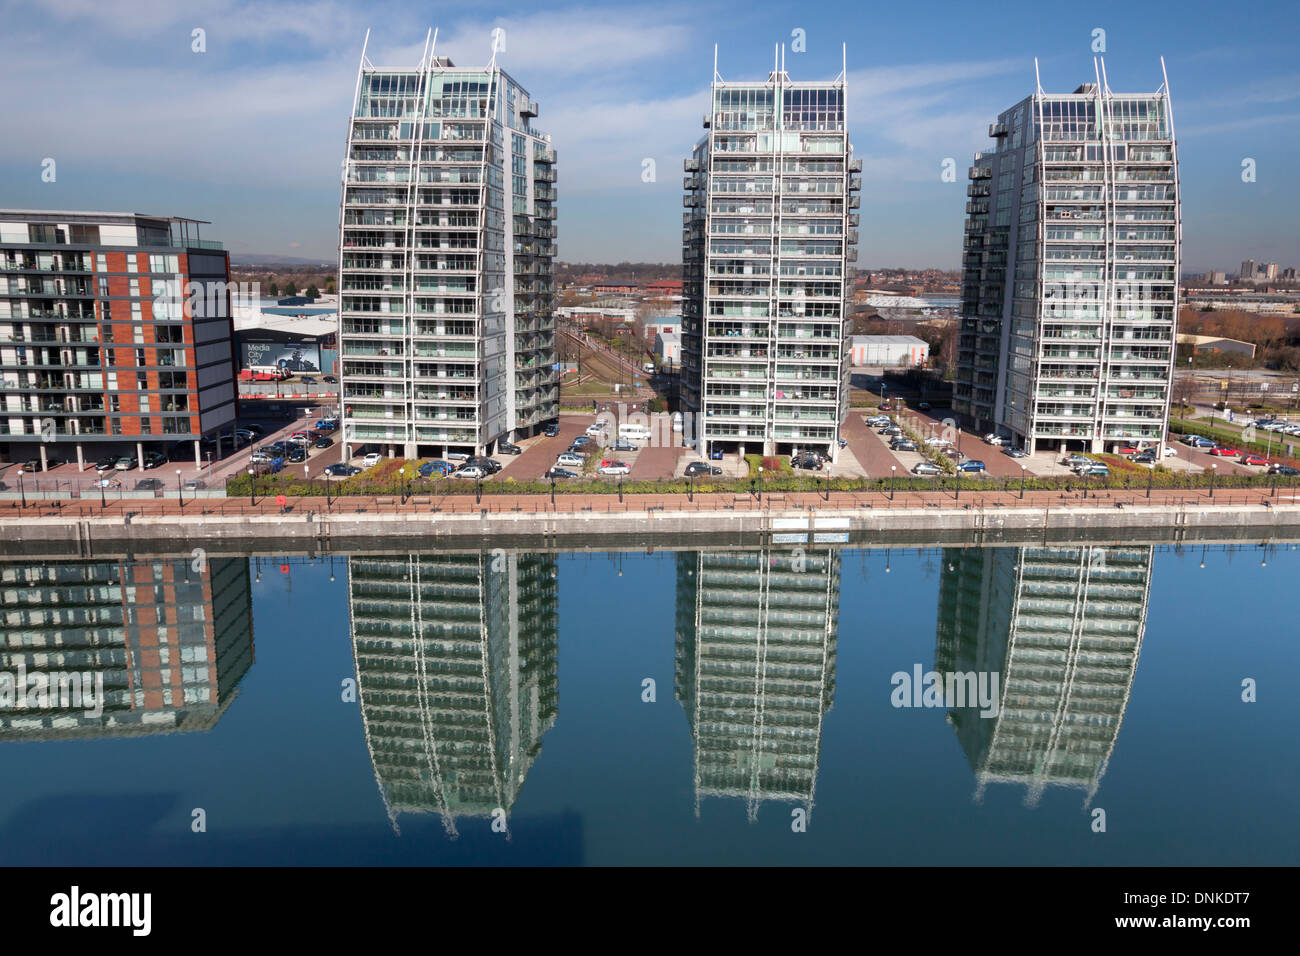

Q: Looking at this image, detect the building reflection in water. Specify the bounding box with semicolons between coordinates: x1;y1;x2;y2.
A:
675;549;840;822
0;556;254;739
936;545;1152;807
348;552;559;837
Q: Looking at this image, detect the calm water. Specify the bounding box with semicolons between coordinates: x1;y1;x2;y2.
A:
0;539;1296;866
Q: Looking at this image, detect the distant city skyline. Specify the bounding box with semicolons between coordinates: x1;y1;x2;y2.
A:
2;0;1297;271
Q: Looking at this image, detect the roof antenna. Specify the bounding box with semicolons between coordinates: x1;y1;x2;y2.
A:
419;27;431;69
1099;56;1110;93
713;43;720;83
1033;56;1042;94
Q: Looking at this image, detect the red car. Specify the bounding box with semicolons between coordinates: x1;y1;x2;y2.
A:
1241;454;1269;467
1209;446;1240;457
1116;445;1140;456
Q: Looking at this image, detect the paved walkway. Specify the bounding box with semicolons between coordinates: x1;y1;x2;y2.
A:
6;484;1290;521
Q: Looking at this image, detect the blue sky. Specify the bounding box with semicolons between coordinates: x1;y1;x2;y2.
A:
1;0;1296;271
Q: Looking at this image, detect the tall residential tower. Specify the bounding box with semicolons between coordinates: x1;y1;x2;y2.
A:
338;35;558;461
955;66;1180;455
681;51;860;460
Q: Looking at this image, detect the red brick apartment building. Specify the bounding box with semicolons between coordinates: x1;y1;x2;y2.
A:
0;210;239;471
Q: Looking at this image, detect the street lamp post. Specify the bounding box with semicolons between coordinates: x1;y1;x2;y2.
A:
1020;464;1027;500
757;465;763;502
476;476;482;505
175;469;183;507
17;473;25;509
398;466;405;504
1209;462;1217;499
689;473;695;502
99;475;106;508
550;474;555;505
890;465;896;501
248;468;255;505
304;464;310;500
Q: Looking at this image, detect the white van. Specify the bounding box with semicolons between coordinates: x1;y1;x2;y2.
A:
619;423;652;442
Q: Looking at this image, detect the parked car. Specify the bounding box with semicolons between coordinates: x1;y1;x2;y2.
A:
1080;464;1111;477
957;460;986;473
299;376;316;385
1131;451;1158;465
545;467;577;480
556;453;584;468
475;458;503;474
890;440;918;452
453;465;486;479
571;435;594;447
361;452;383;468
1062;454;1092;468
114;455;136;471
879;426;903;437
322;375;338;384
314;437;334;449
543;423;560;437
1209;446;1240;457
598;460;630;475
498;441;522;455
1191;437;1217;448
140;452;166;470
917;402;931;410
183;479;207;491
912;461;942;476
241;423;265;437
419;460;454;477
1241;454;1269;467
924;436;951;447
94;456;118;473
684;461;722;477
445;451;470;461
983;433;1004;446
1161;446;1178;457
134;478;165;491
1268;464;1300;476
325;463;361;477
792;454;823;470
1115;445;1140;456
1181;434;1205;445
1003;447;1028;458
249;451;272;464
585;422;608;436
93;477;122;489
287;447;307;463
315;419;338;431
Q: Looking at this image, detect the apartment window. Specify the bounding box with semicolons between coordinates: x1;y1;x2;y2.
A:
97;277;109;296
140;417;151;434
109;395;120;413
129;279;140;295
139;396;150;414
137;372;148;390
96;254;107;272
133;324;143;343
102;324;114;342
126;256;138;273
135;347;147;366
105;348;116;367
110;417;122;435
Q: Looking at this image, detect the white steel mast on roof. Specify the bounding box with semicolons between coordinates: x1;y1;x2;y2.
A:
1033;56;1042;95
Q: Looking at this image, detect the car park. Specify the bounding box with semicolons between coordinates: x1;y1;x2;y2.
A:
134;478;165;491
912;462;942;476
683;461;722;477
543;423;559;437
556;453;584;468
453;465;486;479
1241;454;1269;467
597;460;630;475
497;441;522;455
545;467;577;480
361;453;383;468
419;460;454;477
957;460;986;473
